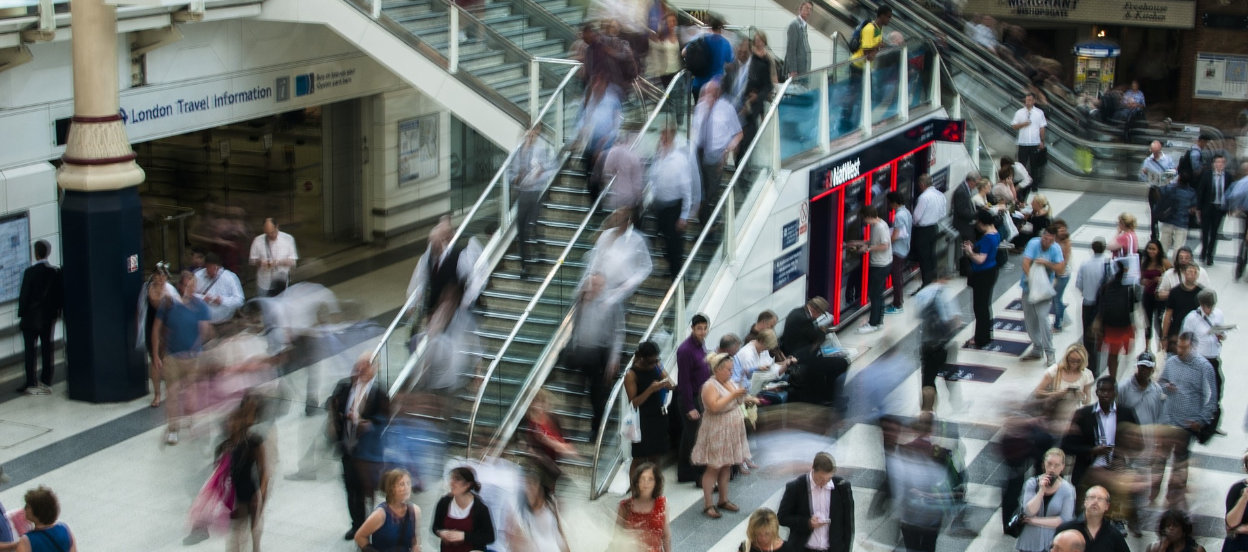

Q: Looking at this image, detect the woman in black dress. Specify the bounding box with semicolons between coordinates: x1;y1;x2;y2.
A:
624;341;672;467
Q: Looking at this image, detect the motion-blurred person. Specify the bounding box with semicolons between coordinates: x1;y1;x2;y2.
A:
194;252;244;324
911;174;947;288
777;452;854;552
17;240;61;397
1055;486;1130;552
676;314;711;484
152;270;213;445
1002;156;1035;202
354;468;420;552
405;215;484;327
616;462;672;552
511;127;556;277
503;466;569;552
624;341;673;468
580;75;624;201
1021;226;1065;365
1145;510;1205;552
965;210;1001;349
1154;174;1198;260
601;131;644;214
692;79;743;224
1016;449;1076;552
1223;452;1248;552
692;352;757;518
887;192;913;312
413;284;479;402
1033;343;1094;408
1096;260;1138;378
433;466;495;552
646;12;681;86
575;23;635;94
914;270;960;411
744;310;778;344
1076;238;1112;374
1156;332;1217;510
1156;248;1209;301
329;353;392;540
1179;289;1225;432
647;123;699;281
737;30;778;160
1061;377;1139;497
137;262;178;408
1050;220;1073;333
585;208;653;305
1000;401;1058;532
565;273;625;442
1196;153;1232;266
13;486;76;552
225;395;269;552
740;508;793;552
891;412;965;551
521;389;578;481
684;15;732;100
248;217;297;297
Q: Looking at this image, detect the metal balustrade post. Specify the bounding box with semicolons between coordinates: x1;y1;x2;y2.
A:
37;0;54;33
817;70;830;154
674;282;685;345
898;46;909;122
951;93;962;120
555;92;565;147
448;8;459;74
725;187;736;262
860;60;872;138
529;59;541;121
930;52;941;109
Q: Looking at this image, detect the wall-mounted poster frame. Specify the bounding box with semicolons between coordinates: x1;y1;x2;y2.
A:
0;211;31;304
398;114;439;186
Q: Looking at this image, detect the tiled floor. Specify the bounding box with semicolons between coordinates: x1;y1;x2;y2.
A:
1;190;1245;551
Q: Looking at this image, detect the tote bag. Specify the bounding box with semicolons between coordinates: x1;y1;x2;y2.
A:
1027;262;1055;304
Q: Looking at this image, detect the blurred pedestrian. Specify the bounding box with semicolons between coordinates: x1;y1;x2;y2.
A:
152;270;214;445
647;123;699;281
585;208;653;304
354;468;420;552
329;353;392;540
504;467;569;552
224;396;269;552
1145;510;1206;552
432;466;496;552
521;389;578;481
1179;289;1225;431
911;174;946;288
510;127;555;277
1020;226;1064;365
692;352;757;518
616;462;671;552
737;30;778;160
194;252;245;324
1016;449;1076;552
580;75;624;201
602;131;644;214
914;271;960;411
1050;220;1073;333
624;341;672;467
565;273;624;441
137;262;178;408
685;15;732;100
777;453;853;552
1156;332;1217;510
405;215;483;327
1061;377;1139;495
1000;401;1057;532
1096;260;1138;379
692;80;743;224
248;217;297;297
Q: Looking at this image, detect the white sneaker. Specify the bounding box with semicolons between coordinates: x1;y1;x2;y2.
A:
857;324;882;334
24;385;50;396
165;430;179;445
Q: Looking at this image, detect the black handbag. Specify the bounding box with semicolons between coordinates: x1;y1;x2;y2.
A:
1004;509;1026;538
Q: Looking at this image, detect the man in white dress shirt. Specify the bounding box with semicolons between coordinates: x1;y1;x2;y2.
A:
911;174;947;288
692;80;743;224
193;252;244;324
249;217;298;297
648;124;699;280
1011;93;1047;191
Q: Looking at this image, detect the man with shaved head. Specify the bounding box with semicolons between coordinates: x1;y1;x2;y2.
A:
1056;486;1130;552
1052;529;1087;552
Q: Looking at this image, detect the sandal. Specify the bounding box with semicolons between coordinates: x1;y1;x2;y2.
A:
703;506;721;519
717;501;740;512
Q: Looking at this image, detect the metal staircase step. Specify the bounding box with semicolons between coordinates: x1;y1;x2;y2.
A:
459;51;507;72
473;62;527;86
478;13;528;33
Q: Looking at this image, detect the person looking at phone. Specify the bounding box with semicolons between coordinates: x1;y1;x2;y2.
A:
1156;332;1217;510
1016;448;1076;552
1179;289;1226;434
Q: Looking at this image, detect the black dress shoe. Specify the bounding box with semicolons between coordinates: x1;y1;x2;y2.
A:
1206;258;1214;266
344;528;357;540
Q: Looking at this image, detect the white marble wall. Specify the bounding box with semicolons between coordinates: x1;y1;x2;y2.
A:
0;162;61;361
367;88;455;239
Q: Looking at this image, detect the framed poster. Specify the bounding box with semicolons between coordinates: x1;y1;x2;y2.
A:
398;114;439;186
1195;52;1248;101
0;212;30;304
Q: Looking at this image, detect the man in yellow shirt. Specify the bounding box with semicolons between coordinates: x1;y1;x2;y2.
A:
852;5;892;67
841;5;892;133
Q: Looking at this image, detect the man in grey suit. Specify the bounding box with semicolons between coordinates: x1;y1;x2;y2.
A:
786;1;813;80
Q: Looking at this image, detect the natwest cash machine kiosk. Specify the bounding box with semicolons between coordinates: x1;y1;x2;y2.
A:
806;118;964;330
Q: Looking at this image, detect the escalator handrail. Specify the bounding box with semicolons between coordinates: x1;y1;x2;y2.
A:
372;62;582;394
468;70;694;460
589;76;795;500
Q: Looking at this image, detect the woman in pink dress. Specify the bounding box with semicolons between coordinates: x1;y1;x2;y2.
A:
616;462;671;552
691;353;759;519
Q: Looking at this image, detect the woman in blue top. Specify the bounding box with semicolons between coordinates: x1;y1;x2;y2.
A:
963;210;1001;348
16;486;76;552
355;469;420;552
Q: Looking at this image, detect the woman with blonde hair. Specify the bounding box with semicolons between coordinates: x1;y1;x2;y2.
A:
692;352;758;518
355;468;420;552
739;508;793;552
1015;448;1076;552
1033;343;1095;407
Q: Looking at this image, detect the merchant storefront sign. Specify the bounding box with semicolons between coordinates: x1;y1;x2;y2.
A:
963;0;1195;28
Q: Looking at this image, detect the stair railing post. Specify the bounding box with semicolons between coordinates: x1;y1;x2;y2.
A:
725;187;736;263
860;59;872;138
817;68;830;154
930;52;941;109
449;7;459;74
898;45;909;122
370;0;380;18
529;59;540;122
501;157;511;225
674;281;685;346
555;91;565;147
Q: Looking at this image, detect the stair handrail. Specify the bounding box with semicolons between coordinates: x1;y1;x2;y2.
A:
466;70;692;458
475;70;694;461
372;62;582;396
588;76;794;500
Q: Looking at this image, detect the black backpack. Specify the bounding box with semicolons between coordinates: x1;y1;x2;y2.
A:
847;19;871;53
683;35;712;79
1177;147;1199;185
1098;281;1135;328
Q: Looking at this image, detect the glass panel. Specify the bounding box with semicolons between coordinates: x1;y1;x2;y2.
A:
870;48;902;126
777;82;820;160
908;42;934;109
829;62;861;141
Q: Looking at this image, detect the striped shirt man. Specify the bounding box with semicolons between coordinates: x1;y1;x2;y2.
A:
1160;350;1217;428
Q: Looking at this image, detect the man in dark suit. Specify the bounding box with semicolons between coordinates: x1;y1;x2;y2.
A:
952;174;977;242
17;240;62;395
778;452;854;552
780;297;848;405
328;353;391;540
1195;153;1231;266
785;1;813;80
1061;376;1139;498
